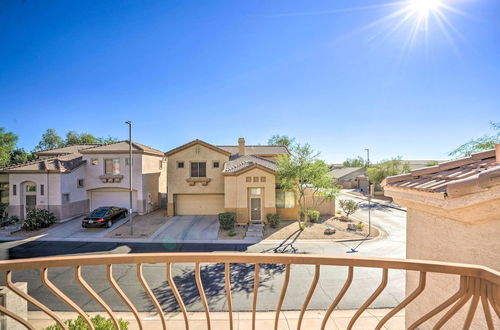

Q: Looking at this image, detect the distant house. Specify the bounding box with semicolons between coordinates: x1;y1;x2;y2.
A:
382;146;500;329
1;141;166;220
166;138;335;223
328;166;366;189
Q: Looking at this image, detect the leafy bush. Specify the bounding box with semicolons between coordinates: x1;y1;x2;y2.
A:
266;213;280;228
356;221;365;231
0;215;19;227
307;210;320;223
0;203;8;219
22;209;56;231
338;199;359;218
228;229;237;237
44;315;128;330
218;212;236;230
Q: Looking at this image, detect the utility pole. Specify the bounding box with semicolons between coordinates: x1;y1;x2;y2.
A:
125;121;133;236
365;148;371;237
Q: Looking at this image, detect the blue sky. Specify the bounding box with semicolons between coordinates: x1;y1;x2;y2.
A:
0;0;498;163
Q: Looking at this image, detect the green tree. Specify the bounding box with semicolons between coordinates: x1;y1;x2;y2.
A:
342;156;366;167
367;157;411;185
276;143;338;230
338;199;359;217
65;131;117;146
0;128;18;167
268;135;295;148
449;122;500;158
425;160;439;167
34;129;64;152
10;148;36;165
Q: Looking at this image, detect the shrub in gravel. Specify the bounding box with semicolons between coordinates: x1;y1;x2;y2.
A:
22;209;57;231
266;213;280;228
307;210;320;223
218;212;236;230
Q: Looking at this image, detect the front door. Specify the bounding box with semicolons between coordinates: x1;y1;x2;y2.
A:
250;198;261;221
25;195;36;215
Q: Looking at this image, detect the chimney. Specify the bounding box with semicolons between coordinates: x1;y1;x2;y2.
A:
496;144;500;164
238;138;245;156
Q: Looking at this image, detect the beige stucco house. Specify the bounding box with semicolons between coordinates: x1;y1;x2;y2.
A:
382;145;500;329
2;141;166;220
166;138;309;223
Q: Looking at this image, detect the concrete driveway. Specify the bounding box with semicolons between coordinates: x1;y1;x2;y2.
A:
40;215;129;240
151;215;219;242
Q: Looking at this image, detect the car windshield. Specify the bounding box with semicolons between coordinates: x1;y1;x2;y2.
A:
90;208;109;217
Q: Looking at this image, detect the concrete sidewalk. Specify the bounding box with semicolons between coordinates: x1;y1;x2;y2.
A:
28;309;405;329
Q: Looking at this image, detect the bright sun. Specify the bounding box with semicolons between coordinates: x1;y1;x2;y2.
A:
409;0;442;18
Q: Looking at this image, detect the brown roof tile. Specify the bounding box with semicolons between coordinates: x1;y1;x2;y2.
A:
382;149;499;197
35;144;99;156
222;155;277;174
217;145;289;156
81;141;164;156
2;153;85;173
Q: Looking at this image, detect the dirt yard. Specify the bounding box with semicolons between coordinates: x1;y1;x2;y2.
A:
107;209;170;239
218;216;380;241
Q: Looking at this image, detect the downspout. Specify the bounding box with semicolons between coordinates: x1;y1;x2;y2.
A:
46;170;50;213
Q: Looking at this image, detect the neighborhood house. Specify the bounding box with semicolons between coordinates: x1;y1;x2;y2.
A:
2;141;166;220
165;138;302;223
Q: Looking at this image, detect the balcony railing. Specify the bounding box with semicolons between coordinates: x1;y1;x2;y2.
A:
0;253;498;329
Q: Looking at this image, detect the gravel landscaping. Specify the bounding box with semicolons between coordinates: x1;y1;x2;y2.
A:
218;215;380;241
106;209;171;239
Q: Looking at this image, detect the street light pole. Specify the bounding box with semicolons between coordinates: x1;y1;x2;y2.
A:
125;121;133;236
365;148;371;237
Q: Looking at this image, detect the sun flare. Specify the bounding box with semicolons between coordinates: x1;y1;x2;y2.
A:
409;0;442;18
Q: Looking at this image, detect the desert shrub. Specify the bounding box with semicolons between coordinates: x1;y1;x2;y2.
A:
0;215;19;227
0;203;8;219
338;199;359;217
307;210;320;223
228;229;237;237
44;315;128;330
22;209;56;231
218;212;236;230
356;221;364;231
266;213;280;228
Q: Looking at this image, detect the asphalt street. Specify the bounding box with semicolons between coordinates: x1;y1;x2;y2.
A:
0;193;407;313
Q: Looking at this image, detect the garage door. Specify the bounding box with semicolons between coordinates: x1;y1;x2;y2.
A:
90;191;137;211
175;194;224;215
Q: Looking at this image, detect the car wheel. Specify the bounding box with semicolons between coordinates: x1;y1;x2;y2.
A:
106;220;112;228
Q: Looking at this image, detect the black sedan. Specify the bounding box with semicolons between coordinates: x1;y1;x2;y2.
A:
82;207;128;228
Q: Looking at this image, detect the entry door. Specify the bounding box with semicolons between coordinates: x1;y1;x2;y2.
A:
250;198;261;221
25;195;36;214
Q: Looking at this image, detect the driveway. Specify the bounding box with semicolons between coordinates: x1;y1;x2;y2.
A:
40;215;129;240
151;215;219;242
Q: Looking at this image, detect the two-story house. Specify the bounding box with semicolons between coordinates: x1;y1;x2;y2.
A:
165;138;300;223
2;141;166;220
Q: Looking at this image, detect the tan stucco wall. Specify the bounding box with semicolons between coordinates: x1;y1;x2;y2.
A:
167;143;229;215
224;168;276;223
83;153;144;196
385;185;500;329
141;154;166;213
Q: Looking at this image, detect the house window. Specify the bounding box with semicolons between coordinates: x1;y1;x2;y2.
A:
253;177;259;182
250;188;262;195
26;184;36;192
126;158;133;166
178;162;184;168
91;158;98;165
159;160;163;169
246;177;251;182
12;184;16;196
77;179;84;188
261;177;266;182
213;161;219;168
276;191;295;208
62;193;70;203
105;159;120;175
40;184;44;196
190;162;206;177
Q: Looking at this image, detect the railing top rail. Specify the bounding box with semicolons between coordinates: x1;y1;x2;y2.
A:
0;253;498;284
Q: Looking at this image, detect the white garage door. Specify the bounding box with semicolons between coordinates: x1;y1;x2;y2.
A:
90;191;137;211
175;194;224;215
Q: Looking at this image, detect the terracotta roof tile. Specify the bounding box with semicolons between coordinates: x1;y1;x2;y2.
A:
222;155;277;174
382;148;499;197
36;144;99;156
1;153;85;173
81;141;164;156
217;145;289;156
